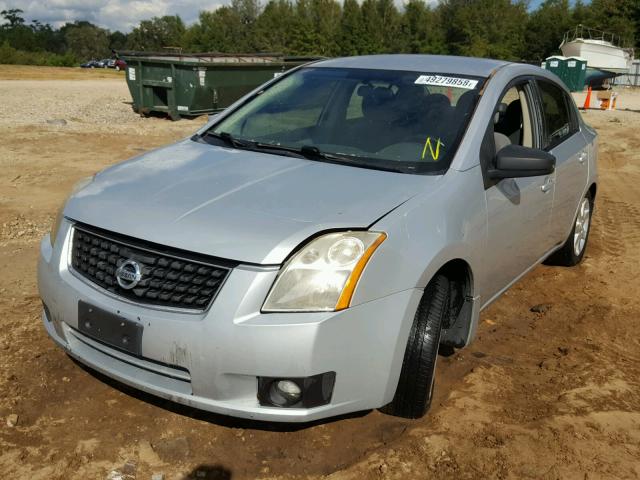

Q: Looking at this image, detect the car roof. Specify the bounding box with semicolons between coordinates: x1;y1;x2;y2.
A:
312;54;511;78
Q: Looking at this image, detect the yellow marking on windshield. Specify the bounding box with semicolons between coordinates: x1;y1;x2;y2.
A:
421;137;444;161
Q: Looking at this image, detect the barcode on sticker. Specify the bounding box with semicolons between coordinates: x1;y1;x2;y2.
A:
414;75;478;89
128;68;136;81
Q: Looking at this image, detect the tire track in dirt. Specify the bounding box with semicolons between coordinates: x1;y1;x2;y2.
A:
594;194;640;259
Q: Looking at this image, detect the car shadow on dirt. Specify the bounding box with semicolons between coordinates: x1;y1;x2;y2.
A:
182;464;232;479
71;357;371;432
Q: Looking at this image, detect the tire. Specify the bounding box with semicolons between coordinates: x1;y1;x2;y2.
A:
381;274;450;419
545;192;593;267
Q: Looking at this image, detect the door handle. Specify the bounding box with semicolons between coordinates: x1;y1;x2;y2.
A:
578;152;587;164
541;178;553;193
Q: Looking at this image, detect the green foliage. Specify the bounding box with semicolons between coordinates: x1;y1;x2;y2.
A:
338;0;364;56
398;0;446;54
109;31;128;51
184;0;265;53
587;0;638;48
0;40;77;66
287;0;342;55
254;0;296;53
186;8;247;53
0;0;638;66
359;0;401;54
441;0;528;60
64;21;111;59
126;15;186;51
525;0;573;62
1;8;24;27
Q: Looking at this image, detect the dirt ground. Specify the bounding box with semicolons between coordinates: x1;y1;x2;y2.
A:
0;65;123;81
1;65;639;480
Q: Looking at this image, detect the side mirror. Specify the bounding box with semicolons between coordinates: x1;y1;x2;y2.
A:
488;144;555;179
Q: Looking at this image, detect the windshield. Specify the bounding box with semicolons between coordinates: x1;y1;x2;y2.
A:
204;67;484;174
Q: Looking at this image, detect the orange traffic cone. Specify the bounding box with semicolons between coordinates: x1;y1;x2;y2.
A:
582;86;592;110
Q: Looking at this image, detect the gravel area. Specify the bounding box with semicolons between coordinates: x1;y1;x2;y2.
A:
0;79;206;135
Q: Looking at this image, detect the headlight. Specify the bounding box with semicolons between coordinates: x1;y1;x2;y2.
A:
263;231;386;312
49;175;95;247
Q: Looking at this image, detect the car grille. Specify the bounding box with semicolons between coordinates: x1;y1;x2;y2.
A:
70;224;235;310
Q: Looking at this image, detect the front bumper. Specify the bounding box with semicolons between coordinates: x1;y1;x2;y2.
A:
38;221;422;422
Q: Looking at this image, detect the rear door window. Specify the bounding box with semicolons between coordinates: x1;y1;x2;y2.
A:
537;80;577;149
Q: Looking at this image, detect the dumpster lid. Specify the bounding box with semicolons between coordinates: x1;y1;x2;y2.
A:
118;51;323;64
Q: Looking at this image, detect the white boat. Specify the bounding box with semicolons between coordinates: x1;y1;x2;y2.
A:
560;25;634;74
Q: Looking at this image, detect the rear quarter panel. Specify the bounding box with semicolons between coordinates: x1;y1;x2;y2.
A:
581;119;598;189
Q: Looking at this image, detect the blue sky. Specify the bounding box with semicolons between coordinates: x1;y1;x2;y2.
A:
529;0;589;9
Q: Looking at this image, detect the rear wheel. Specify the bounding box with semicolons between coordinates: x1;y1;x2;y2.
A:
546;192;593;266
381;275;450;419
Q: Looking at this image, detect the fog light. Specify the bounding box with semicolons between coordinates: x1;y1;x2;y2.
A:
258;372;336;409
277;380;301;399
270;380;302;406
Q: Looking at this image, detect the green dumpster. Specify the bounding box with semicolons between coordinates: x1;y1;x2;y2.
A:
119;52;319;120
566;57;587;91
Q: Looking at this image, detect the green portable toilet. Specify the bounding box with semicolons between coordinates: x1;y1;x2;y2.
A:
566;56;587;91
120;52;320;120
544;56;568;86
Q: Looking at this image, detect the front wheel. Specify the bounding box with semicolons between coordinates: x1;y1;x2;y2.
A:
546;192;593;266
381;275;450;419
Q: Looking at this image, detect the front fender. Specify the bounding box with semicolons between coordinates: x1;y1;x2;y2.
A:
351;166;487;307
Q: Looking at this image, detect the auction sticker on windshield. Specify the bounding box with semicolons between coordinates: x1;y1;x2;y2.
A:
415;75;478;89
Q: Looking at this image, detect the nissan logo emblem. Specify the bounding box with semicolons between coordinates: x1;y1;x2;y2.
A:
115;259;142;289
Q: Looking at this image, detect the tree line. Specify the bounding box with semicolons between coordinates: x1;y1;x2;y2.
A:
1;0;638;67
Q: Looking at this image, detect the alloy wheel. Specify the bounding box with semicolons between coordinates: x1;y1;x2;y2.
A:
573;197;591;256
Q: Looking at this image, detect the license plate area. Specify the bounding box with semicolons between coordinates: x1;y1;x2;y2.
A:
78;301;143;356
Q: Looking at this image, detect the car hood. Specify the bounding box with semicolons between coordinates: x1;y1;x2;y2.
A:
65;140;436;264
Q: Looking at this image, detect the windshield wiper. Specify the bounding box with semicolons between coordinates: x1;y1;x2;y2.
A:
254;143;405;173
200;135;405;173
243;142;314;159
201;133;307;158
297;146;406;173
202;131;253;149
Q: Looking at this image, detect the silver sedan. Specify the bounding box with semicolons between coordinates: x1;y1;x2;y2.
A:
39;55;597;422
